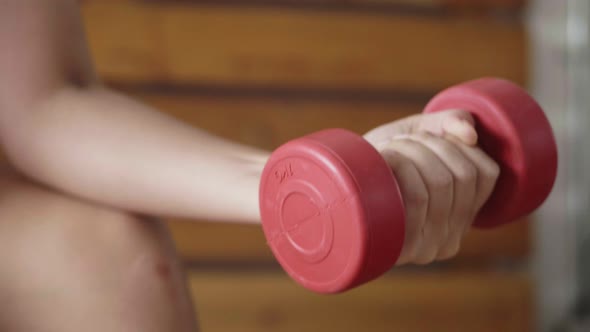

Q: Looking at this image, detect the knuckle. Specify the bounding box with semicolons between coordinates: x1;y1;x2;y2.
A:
406;187;429;208
431;171;453;190
415;132;433;141
450;109;475;123
483;161;501;180
397;246;416;266
395;153;414;170
414;248;438;265
455;162;477;183
437;242;461;261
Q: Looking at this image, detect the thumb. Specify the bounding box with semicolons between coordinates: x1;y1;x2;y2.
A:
417;109;478;146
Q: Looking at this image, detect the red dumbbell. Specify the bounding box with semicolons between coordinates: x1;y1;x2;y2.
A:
259;78;558;294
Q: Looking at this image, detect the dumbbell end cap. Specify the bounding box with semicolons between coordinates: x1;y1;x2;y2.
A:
259;129;405;293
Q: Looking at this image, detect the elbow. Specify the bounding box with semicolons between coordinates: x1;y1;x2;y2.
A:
0;100;44;177
0;84;92;176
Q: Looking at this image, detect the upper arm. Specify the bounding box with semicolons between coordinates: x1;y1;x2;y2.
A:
0;0;97;114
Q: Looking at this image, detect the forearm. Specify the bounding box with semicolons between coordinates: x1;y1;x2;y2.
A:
0;86;268;223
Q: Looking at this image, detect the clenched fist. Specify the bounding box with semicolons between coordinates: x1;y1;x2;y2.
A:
364;110;500;265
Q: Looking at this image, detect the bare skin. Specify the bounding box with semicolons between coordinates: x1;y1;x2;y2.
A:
0;166;198;331
0;1;499;331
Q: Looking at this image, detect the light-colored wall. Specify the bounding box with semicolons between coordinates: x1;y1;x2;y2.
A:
529;0;589;330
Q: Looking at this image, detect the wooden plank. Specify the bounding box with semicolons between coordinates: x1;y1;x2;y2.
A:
436;0;526;10
82;2;526;92
188;270;533;332
142;0;527;11
133;93;531;263
135;93;418;149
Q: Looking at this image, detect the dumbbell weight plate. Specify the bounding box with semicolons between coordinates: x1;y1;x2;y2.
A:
259;129;405;294
423;78;558;227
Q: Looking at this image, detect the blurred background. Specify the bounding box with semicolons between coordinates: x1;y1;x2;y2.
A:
80;0;588;331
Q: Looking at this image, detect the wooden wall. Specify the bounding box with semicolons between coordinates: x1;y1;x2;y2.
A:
82;1;533;331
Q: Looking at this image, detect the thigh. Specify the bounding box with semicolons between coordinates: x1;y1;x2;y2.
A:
0;166;198;332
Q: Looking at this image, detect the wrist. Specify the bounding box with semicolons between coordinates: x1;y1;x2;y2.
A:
235;150;269;224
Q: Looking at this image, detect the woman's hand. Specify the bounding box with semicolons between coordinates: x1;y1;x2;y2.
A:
364;110;500;265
